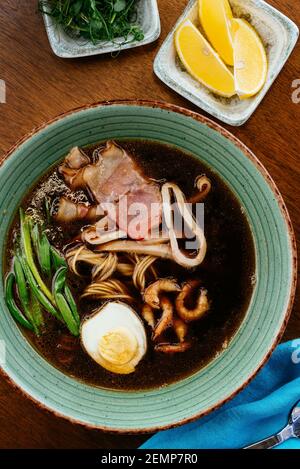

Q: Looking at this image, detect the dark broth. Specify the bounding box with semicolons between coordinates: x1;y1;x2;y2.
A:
5;140;255;390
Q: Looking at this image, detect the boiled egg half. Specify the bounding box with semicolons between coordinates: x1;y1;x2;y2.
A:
81;302;147;374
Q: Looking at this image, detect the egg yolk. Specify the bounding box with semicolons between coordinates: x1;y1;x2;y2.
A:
98;327;138;366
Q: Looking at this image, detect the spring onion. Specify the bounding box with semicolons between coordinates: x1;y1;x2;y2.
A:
14;256;30;309
30;293;45;331
54;293;80;336
7;212;79;336
14;255;41;335
51;245;67;270
53;267;79;336
20;208;54;303
31;223;52;277
5;273;34;331
19;255;61;321
64;285;80;326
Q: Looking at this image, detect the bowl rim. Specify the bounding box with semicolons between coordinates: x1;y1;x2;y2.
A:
0;99;297;434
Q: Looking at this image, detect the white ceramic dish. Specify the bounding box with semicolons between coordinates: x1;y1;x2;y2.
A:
154;0;299;126
42;0;161;58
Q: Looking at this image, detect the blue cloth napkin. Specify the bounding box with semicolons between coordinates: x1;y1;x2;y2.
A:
141;340;300;449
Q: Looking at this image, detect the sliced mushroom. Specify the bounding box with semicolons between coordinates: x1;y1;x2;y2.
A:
175;279;210;323
65;147;90;169
82;227;127;245
59;147;91;190
95;239;173;260
95;237;206;270
144;279;181;309
53;197;101;223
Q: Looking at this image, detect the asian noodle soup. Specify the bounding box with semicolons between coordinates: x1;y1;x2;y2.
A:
4;140;255;390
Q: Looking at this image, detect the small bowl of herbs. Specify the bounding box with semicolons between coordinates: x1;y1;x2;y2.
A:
39;0;161;58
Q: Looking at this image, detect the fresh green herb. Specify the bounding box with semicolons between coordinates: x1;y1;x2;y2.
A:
39;0;144;45
5;211;80;336
29;292;45;331
5;273;34;331
13;255;40;334
20;208;54;303
31;223;52;277
18;255;62;322
39;233;52;277
54;293;80;336
50;245;68;270
64;284;81;326
14;256;30;309
53;267;80;336
53;266;67;294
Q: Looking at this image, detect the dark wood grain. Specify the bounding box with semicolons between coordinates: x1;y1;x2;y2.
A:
0;0;299;449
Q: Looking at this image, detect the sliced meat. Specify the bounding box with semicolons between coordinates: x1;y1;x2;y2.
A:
88;141;144;204
117;185;162;239
58;141;162;239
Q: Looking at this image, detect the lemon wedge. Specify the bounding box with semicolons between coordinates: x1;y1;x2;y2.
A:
199;0;234;66
231;18;268;99
175;20;235;98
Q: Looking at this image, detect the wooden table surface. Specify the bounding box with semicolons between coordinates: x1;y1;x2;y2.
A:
0;0;299;449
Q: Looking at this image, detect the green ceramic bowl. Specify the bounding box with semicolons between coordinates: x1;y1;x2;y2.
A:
0;101;296;432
